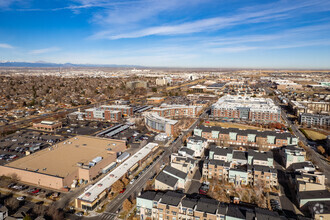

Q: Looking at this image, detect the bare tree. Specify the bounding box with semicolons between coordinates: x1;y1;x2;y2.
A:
33;204;46;216
5;197;19;211
111;180;125;193
123;198;133;212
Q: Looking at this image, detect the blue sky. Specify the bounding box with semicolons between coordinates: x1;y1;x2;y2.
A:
0;0;330;68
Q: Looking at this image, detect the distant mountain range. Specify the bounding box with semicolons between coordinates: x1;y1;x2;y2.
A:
0;61;142;68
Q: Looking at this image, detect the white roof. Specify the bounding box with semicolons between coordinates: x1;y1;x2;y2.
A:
145;112;178;125
101;105;132;109
212;95;280;112
77;142;158;203
40;121;55;125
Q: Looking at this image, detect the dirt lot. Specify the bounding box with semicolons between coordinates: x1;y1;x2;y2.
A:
204;121;264;130
300;129;327;141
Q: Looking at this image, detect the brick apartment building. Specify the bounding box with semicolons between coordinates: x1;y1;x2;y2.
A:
152;104;203;118
100;105;133;116
203;147;278;187
211;95;281;123
194;126;298;149
144;112;178;136
137;190;283;220
85;108;122;122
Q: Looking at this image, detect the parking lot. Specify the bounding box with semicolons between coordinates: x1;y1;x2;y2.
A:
0;130;64;165
0;176;63;203
57;120;114;136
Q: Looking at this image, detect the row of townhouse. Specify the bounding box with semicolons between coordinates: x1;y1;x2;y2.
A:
155;135;207;191
155;165;191;191
179;136;208;158
280;145;330;219
285;161;330;219
155;154;198;192
137;190;284;220
203;147;277;187
151;104;203;118
208;146;274;167
211;95;281;123
194;126;298;149
279;145;306;168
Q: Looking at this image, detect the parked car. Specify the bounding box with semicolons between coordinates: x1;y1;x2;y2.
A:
75;212;84;217
17;196;25;201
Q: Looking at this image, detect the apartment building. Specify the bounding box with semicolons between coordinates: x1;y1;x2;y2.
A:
147;97;166;105
85;108;122;122
294;172;326;193
208;146;273;167
289;100;330;116
184;136;208;157
204;146;277;187
156;78;169;86
203;159;231;180
155;165;189;191
137;190;283;220
299;113;330;127
152;104;203;118
194;126;298;149
203;162;277;188
211;95;281;123
274;80;303;90
247;165;278;187
280;145;306;168
170;154;197;174
144;112;178;136
247;149;274;167
287;161;315;173
100;105;133;116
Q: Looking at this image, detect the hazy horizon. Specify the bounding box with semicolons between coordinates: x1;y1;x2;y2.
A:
1;0;330;69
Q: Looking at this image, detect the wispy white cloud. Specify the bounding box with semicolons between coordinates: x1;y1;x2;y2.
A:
16;1;130;12
30;47;61;54
0;0;30;9
208;39;330;53
90;0;330;40
0;43;14;49
206;23;330;46
89;0;207;25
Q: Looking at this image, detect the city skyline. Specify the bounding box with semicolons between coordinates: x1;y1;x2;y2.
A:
1;0;330;68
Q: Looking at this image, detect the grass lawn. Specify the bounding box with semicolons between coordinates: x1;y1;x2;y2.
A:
204;121;263;130
300;129;327;141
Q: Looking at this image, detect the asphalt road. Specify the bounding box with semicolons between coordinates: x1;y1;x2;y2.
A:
271;95;330;182
87;108;208;219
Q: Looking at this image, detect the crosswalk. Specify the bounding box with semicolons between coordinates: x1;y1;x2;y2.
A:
99;212;118;220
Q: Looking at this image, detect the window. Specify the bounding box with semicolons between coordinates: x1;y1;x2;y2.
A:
172;211;177;215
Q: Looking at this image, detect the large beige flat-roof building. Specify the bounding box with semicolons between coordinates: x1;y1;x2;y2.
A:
0;136;126;190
